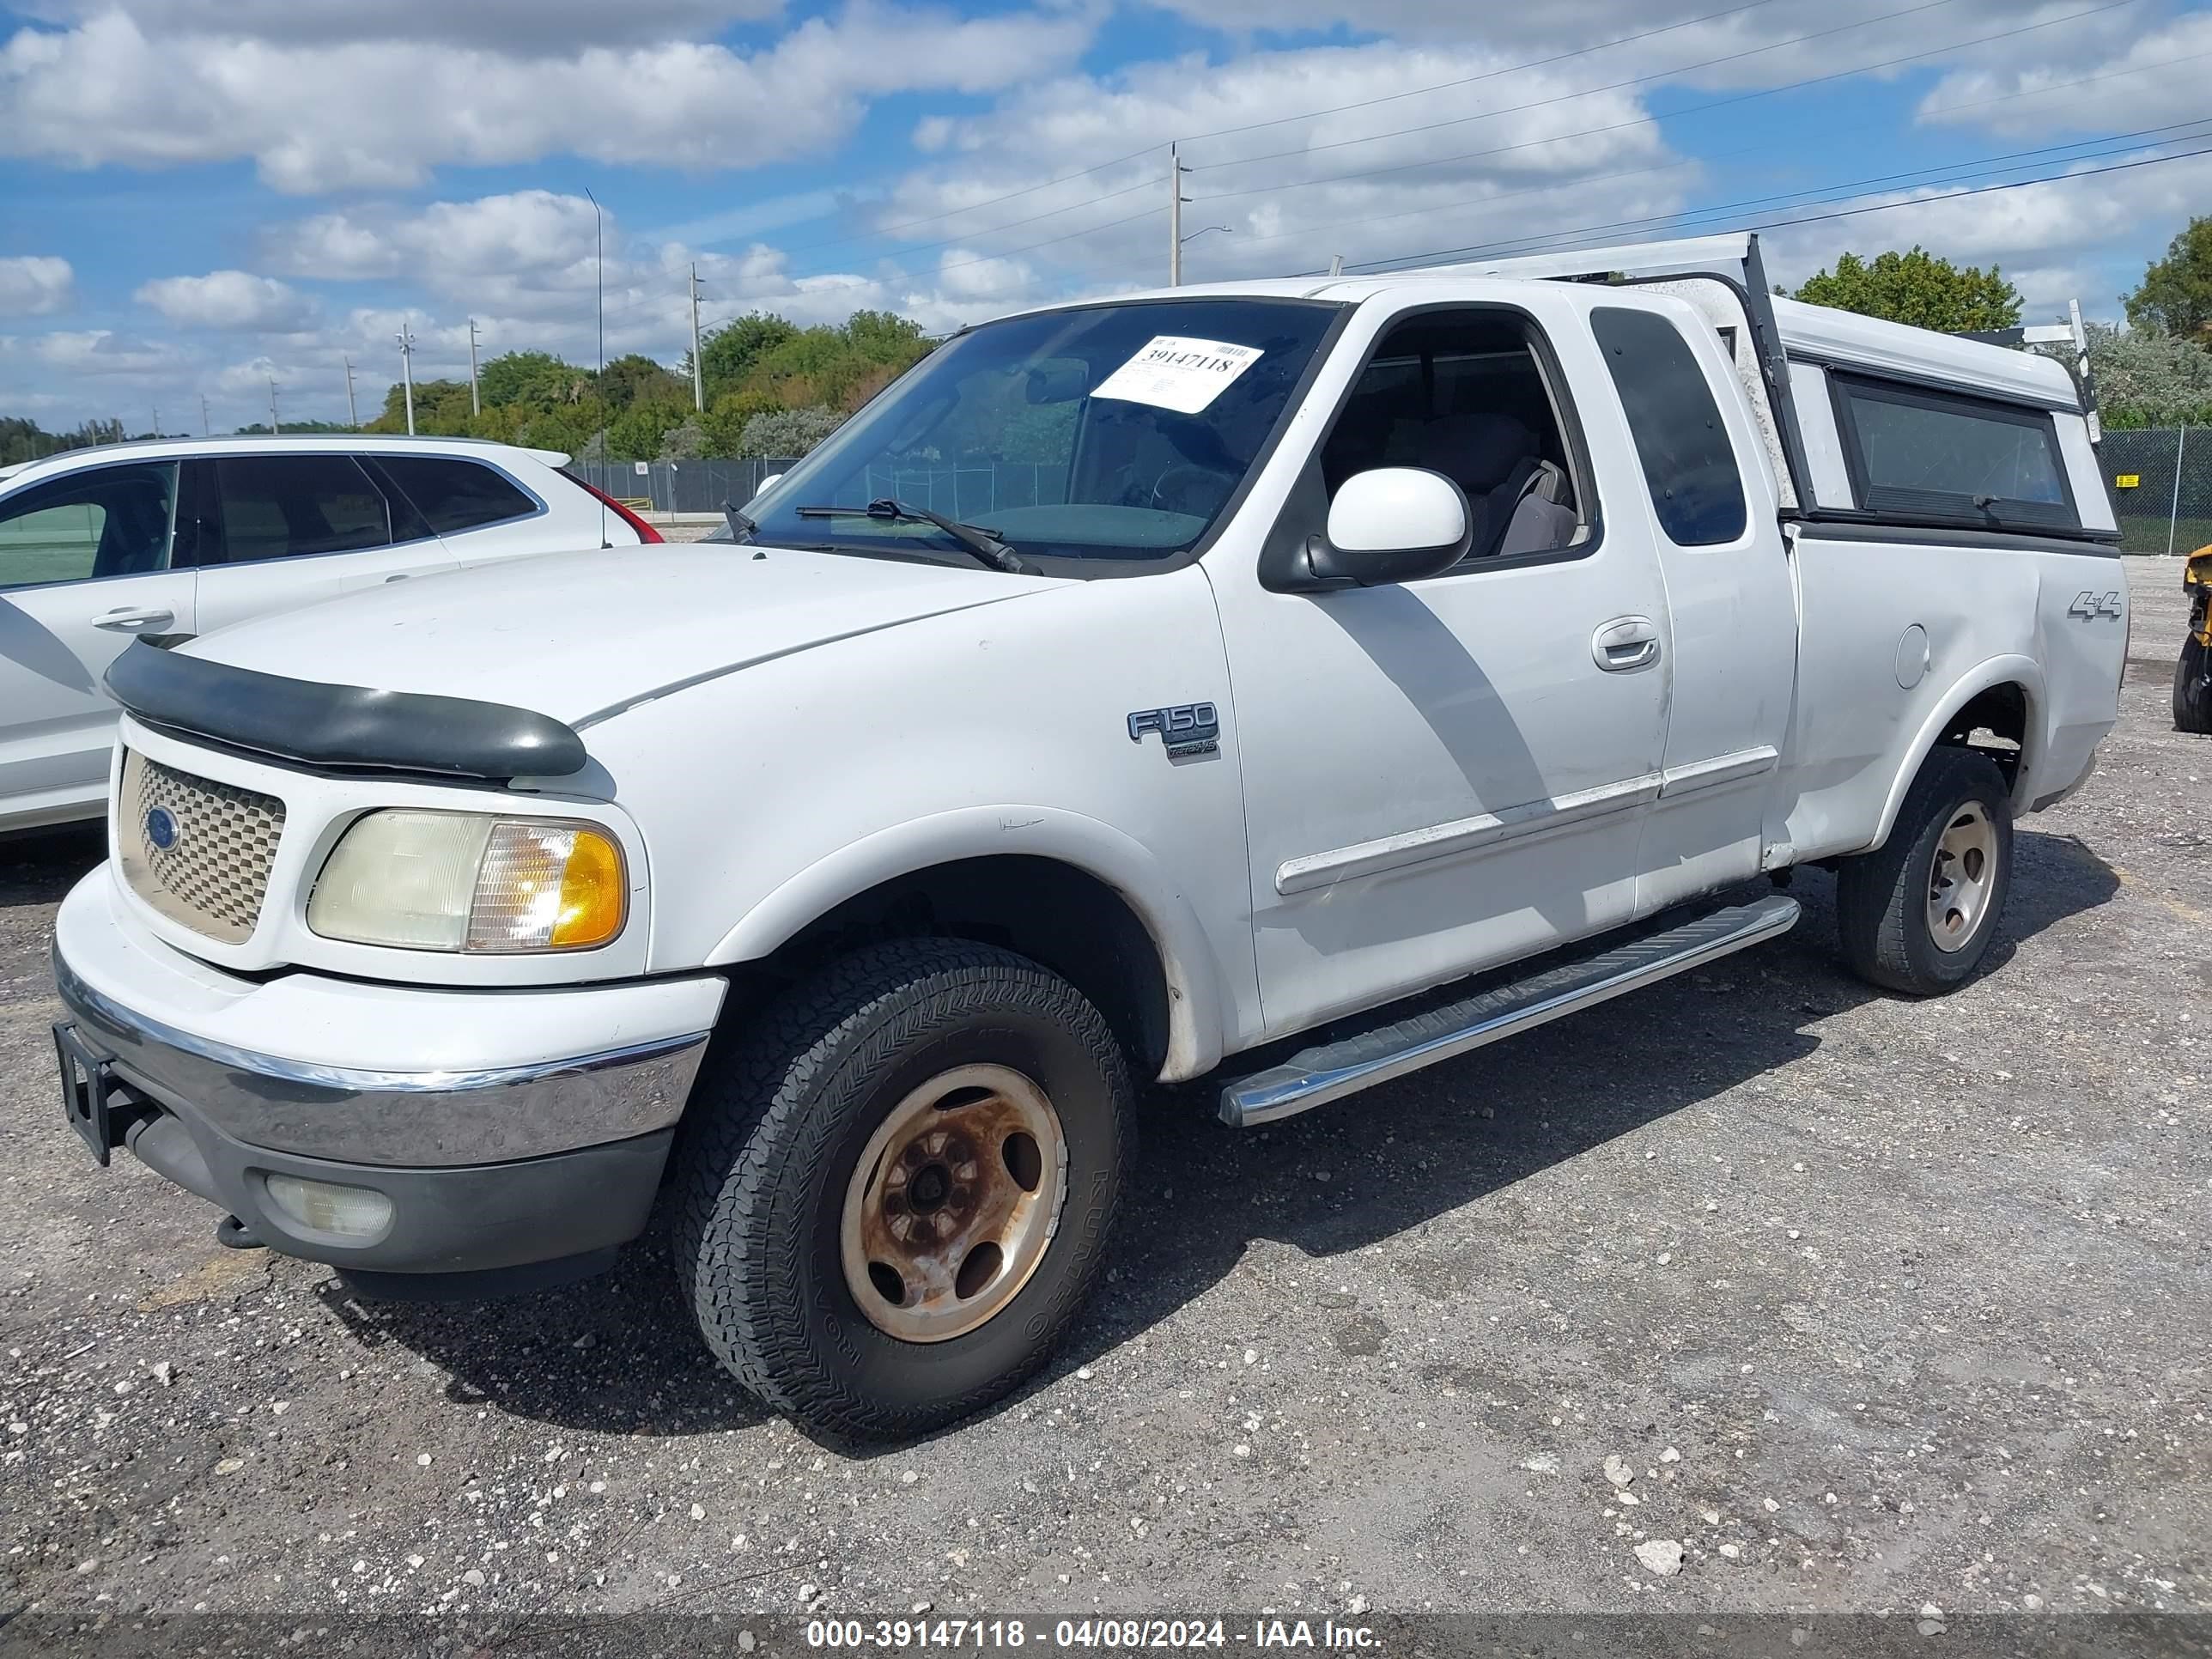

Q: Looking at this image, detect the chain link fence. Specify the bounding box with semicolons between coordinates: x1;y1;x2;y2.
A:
573;458;803;516
2101;428;2211;556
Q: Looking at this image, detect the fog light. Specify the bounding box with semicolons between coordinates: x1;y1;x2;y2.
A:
262;1174;394;1240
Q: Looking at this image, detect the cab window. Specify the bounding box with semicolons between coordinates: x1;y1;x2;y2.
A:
0;462;179;587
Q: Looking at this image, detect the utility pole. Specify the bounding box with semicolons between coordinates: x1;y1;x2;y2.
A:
199;394;210;437
1168;141;1183;287
267;379;280;436
150;404;159;438
343;355;359;429
689;263;705;412
467;318;482;417
396;324;416;436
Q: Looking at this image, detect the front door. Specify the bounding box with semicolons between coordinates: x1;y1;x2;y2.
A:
0;459;198;828
1208;300;1672;1039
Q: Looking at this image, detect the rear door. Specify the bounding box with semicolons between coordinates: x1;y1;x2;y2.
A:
0;459;198;826
187;452;458;636
366;453;572;565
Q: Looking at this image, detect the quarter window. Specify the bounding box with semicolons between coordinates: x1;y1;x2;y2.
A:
207;455;392;564
1830;377;2075;532
370;456;538;535
1590;306;1747;546
0;462;178;586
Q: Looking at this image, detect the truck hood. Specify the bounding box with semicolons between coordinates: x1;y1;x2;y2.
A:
182;543;1048;727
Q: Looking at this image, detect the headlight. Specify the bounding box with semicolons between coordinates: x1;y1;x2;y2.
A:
307;811;629;952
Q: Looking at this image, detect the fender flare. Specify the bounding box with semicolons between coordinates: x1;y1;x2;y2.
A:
702;805;1237;1081
1871;653;2046;849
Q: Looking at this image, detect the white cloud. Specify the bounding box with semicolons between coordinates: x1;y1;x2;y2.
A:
0;253;72;314
13;0;787;52
0;328;189;377
135;270;316;331
860;40;1682;286
1761;144;2212;317
0;3;1101;192
1914;10;2212;137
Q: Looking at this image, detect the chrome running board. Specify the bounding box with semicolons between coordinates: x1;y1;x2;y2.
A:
1219;894;1801;1127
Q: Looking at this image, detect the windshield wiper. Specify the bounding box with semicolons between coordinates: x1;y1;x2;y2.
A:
793;497;1037;576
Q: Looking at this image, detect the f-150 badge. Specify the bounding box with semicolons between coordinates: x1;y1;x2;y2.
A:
1127;702;1219;757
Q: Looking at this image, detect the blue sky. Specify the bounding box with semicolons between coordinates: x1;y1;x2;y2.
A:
3;0;2209;430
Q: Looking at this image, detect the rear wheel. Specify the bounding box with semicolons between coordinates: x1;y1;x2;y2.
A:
672;939;1132;1439
2175;631;2212;734
1836;745;2014;995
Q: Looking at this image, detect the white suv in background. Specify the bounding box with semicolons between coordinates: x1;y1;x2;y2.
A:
0;435;661;833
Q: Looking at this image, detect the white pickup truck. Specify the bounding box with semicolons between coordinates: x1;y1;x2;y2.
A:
50;234;2124;1438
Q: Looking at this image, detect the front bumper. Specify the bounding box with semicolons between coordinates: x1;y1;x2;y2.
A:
52;867;725;1278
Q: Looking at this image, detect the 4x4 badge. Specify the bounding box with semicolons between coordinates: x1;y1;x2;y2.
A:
1127;702;1219;758
2067;590;2122;619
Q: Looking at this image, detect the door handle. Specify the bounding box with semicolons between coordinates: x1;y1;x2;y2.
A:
93;605;174;632
1593;616;1660;672
384;573;411;583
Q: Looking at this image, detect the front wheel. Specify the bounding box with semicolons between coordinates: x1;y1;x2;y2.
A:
672;939;1132;1439
1835;745;2014;996
2176;630;2212;734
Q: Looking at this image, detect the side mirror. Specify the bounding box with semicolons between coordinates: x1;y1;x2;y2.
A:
1301;467;1472;588
748;471;784;503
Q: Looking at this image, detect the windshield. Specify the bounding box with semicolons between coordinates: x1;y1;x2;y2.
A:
744;298;1342;571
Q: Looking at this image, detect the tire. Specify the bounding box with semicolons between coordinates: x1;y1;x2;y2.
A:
672;939;1133;1439
1835;745;2014;996
2175;631;2212;734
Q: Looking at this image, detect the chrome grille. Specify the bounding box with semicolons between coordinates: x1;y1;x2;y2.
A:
116;750;286;945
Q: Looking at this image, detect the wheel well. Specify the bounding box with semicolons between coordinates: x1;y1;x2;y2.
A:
1936;680;2029;787
724;855;1172;1079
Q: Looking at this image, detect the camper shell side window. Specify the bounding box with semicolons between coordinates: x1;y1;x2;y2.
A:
1826;373;2081;536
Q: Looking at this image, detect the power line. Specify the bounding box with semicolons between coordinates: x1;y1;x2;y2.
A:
1193;0;2140;204
755;0;1793;260
1343;138;2212;276
1189;0;1970;175
1224;55;2212;263
1174;0;1793;146
1341;124;2212;275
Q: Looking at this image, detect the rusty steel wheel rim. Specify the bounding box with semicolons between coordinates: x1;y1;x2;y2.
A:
839;1063;1067;1343
1927;801;1998;953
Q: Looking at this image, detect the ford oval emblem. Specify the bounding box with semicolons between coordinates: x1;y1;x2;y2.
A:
144;805;181;852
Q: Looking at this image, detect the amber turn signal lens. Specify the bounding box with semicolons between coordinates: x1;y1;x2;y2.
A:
550;829;626;948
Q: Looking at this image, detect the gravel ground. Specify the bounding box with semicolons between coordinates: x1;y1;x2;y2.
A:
1;556;2205;1637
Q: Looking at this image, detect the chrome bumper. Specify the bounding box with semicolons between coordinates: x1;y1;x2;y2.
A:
52;945;711;1168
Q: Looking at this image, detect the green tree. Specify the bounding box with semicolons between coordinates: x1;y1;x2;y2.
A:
696;313;800;399
600;352;685;410
1794;246;2022;332
478;349;588;409
701;388;780;457
738;404;845;458
2056;319;2212;428
605;397;693;461
2124;216;2212;345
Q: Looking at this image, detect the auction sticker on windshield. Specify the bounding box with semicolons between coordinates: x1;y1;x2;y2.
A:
1093;337;1265;415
